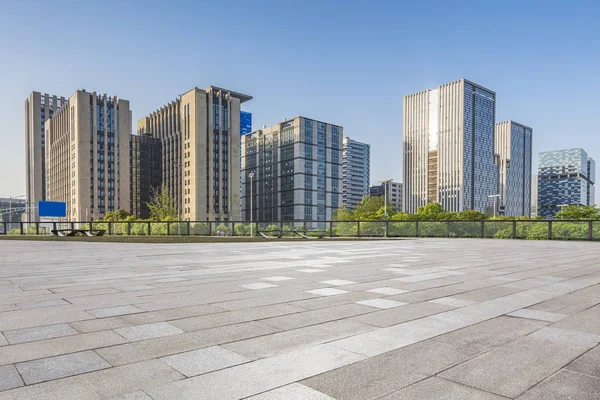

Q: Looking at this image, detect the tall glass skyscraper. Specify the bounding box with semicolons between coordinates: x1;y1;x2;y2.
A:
342;137;370;209
241;116;342;226
495;121;533;216
403;79;498;214
538;148;596;219
240;111;252;135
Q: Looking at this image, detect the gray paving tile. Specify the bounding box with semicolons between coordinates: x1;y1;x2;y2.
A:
380;376;509;399
160;346;249;377
305;288;349;296
114;322;183;342
16;298;71;309
146;344;364;400
87;305;144;318
260;276;294;282
508;309;568;322
0;359;184;400
240;283;279;290
248;383;335;399
16;350;110;385
429;296;477;308
551;304;600;335
0;333;7;347
565;345;600;378
350;301;454;327
320;280;357;286
516;370;600;400
3;323;78;344
355;299;407;309
367;287;407;296
109;391;153;400
439;327;597;398
0;365;23;391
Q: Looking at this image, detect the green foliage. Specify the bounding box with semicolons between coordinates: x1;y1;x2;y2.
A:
555;205;600;220
146;187;178;221
103;210;131;222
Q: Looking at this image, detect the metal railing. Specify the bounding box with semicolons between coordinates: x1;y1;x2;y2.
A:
1;219;599;241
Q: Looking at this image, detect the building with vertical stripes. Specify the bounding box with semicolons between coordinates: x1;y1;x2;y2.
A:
494;121;533;216
342;137;370;209
25;92;66;221
403;79;498;214
137;86;251;221
45;90;131;221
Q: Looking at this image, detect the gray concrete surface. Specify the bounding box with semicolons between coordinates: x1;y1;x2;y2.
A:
0;239;598;399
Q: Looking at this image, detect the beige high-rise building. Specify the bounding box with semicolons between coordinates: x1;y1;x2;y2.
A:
403;79;498;214
45;90;131;221
138;86;251;221
25;92;66;221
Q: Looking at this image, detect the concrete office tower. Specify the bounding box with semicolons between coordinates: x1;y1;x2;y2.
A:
495;121;533;216
45;90;131;221
531;175;538;217
130;133;162;219
342;137;370;209
538;148;596;219
138;86;251;221
25;92;66;221
369;181;402;211
403;79;498;214
241;116;343;225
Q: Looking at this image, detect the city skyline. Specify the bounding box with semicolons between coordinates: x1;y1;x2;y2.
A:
1;1;599;202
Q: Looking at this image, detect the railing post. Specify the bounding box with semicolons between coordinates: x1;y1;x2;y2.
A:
53;222;57;234
148;222;151;236
20;222;24;235
89;221;93;232
357;221;360;237
2;221;6;234
415;221;419;237
447;221;451;238
71;222;75;231
588;220;593;241
232;221;236;236
127;222;131;236
329;221;333;237
36;222;39;235
386;220;389;238
108;222;112;235
512;220;517;239
187;221;191;236
167;222;170;236
548;221;552;240
480;220;485;238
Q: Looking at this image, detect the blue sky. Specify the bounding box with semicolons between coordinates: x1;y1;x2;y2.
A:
1;0;599;199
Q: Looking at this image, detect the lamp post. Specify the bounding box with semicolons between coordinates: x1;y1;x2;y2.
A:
557;204;570;218
488;194;501;218
249;172;255;236
380;179;393;237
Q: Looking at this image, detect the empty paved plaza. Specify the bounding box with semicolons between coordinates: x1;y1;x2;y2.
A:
0;239;599;399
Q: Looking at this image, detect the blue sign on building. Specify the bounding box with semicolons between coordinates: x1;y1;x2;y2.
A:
38;201;67;217
240;111;252;135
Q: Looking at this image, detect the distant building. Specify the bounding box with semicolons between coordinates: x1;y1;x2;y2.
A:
342;137;370;209
495;121;533;217
370;181;402;211
538;148;596;219
241;116;342;225
25;92;66;221
240;111;252;135
403;79;497;214
0;198;26;230
531;175;538;217
45;90;131;221
130;134;162;219
138;86;252;221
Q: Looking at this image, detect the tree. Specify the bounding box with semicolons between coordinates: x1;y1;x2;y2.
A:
555;205;600;220
415;203;450;220
146;187;178;221
103;210;131;222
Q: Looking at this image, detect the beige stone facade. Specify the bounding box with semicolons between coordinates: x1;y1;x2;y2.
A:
45;90;131;221
25;92;66;221
138;86;250;221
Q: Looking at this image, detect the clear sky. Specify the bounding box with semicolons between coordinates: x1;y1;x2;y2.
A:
1;0;599;199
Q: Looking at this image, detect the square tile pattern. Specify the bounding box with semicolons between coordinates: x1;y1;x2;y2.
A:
0;239;598;399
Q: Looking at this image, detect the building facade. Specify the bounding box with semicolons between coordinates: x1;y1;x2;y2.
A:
241;116;343;225
25;92;66;221
403;79;498;214
538;148;596;219
0;198;27;231
240;111;252;135
495;121;533;216
137;86;251;221
342;137;370;209
130;133;162;219
369;181;402;211
45;90;131;221
531;175;538;217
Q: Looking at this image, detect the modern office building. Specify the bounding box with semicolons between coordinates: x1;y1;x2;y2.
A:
531;175;538;217
137;86;251;221
130;133;162;219
403;79;498;214
241;116;343;225
25;92;66;221
538;148;596;219
342;137;370;209
240;111;252;135
45;90;131;221
494;121;533;216
370;181;402;211
0;198;27;231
